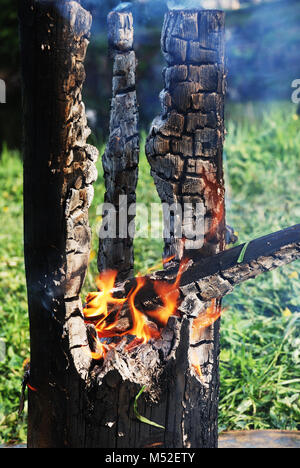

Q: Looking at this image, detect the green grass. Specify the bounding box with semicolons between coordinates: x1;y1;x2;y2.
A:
219;102;300;432
0;101;299;444
0;145;28;444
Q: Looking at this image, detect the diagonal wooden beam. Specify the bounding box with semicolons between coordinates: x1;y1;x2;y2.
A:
152;223;300;303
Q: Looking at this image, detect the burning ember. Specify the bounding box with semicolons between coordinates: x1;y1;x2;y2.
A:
190;299;223;379
191;299;222;333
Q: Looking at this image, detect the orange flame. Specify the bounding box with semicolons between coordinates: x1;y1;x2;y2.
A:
84;270;127;321
83;258;188;361
27;383;37;392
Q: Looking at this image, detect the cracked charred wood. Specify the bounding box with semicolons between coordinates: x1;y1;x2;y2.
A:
104;224;300;324
98;11;139;282
20;1;300;450
19;0;98;448
146;9;226;262
145;9;226;448
74;10;226;450
181;223;300;299
80;223;300;449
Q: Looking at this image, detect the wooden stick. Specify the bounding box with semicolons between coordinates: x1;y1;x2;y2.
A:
180;223;300;301
98;11;139;282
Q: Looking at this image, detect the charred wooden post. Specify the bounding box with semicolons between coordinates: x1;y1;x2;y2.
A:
19;0;98;447
146;9;226;447
98;11;139;282
146;9;226;261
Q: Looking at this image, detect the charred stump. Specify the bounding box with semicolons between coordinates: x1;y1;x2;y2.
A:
98;11;139;282
146;9;226;261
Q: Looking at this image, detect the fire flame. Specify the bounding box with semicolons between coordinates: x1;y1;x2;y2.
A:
83;259;188;360
83;258;223;368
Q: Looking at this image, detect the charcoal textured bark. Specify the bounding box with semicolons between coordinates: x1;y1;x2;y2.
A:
19;2;300;449
98;11;139;282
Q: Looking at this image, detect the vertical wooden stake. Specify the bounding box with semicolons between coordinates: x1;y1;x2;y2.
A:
98;11;139;282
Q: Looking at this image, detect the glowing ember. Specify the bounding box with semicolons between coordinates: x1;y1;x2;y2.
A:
192;363;203;379
190;299;223;380
27;383;37;392
207;200;224;244
191;299;222;336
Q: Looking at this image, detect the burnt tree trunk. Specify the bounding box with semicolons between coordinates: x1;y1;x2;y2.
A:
19;0;98;447
146;9;226;448
98;11;139;282
19;3;231;449
80;9;226;450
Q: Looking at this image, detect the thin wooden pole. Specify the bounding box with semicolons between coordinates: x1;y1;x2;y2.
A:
98;11;139;282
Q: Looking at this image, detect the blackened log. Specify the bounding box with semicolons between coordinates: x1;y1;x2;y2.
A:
181;223;300;300
19;0;98;448
146;9;226;262
98;11;139;282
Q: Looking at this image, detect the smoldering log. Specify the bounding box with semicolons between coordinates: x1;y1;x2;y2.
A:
80;224;300;449
182;223;300;301
19;0;98;448
79;10;228;449
150;223;300;302
98;11;139;282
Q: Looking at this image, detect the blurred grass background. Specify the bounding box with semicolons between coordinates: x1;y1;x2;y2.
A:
0;101;299;444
